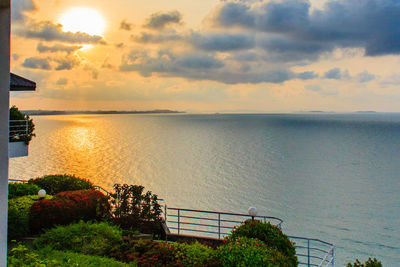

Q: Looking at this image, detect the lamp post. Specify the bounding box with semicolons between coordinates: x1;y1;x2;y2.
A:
248;207;257;221
38;189;46;199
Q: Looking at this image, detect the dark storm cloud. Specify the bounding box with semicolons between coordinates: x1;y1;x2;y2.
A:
22;57;51;70
16;21;105;44
213;0;400;56
323;68;350;80
144;10;183;29
54;57;80;71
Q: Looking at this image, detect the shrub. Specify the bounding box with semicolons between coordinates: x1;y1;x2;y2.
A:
28;174;94;195
170;241;218;266
8;183;40;199
9;105;35;145
347;258;383;267
8;195;52;240
36;248;137;267
30;190;110;232
216;237;292;267
34;221;123;256
8;244;61;267
8;244;135;267
110;184;162;234
228;220;296;260
111;239;178;266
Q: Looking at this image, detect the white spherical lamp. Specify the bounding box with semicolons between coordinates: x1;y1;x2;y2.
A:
38;189;46;198
248;207;257;220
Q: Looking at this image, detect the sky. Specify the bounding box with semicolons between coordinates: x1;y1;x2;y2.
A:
9;0;400;112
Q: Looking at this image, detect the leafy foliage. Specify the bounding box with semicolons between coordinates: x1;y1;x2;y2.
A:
110;184;162;233
217;237;295;267
28;174;94;195
111;239;178;266
8;244;135;267
8;183;40;199
171;241;219;266
228;219;297;263
8;195;52;240
9;105;35;145
347;258;383;267
34;221;123;256
7;244;61;267
30;190;110;232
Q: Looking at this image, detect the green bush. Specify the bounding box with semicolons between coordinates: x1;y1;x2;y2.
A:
28;174;94;195
8;244;136;267
110;184;162;234
8;195;52;240
8;183;41;199
216;237;292;267
347;258;383;267
36;247;137;267
8;244;61;267
170;241;218;266
110;239;177;266
228;220;296;261
30;190;111;232
34;221;123;256
9;105;35;145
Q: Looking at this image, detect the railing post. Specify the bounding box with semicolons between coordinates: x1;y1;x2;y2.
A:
25;120;28;135
307;239;310;267
164;203;167;224
332;247;334;267
218;213;221;239
177;209;180;235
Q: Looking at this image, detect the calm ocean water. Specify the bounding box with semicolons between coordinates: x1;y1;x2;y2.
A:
9;113;400;266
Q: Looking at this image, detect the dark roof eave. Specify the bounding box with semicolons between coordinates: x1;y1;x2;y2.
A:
10;73;36;91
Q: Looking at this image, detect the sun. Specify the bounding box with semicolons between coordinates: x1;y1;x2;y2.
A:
59;7;106;36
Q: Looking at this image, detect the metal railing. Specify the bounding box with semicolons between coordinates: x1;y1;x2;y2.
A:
164;206;334;267
164;206;283;239
290;236;334;267
9;120;28;141
6;179;334;266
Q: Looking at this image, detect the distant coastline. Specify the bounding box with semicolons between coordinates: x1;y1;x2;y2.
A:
23;110;185;116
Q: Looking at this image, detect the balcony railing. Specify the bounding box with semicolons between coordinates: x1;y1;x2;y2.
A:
164;206;334;267
7;180;334;266
9;119;28;142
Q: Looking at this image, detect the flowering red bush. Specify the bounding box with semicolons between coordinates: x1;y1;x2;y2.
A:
30;190;110;233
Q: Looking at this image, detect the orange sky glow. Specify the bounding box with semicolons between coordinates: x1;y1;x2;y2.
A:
9;0;400;112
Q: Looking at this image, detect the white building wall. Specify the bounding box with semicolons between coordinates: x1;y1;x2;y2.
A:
0;1;10;266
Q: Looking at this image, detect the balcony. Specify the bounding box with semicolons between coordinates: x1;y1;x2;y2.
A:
9;119;29;158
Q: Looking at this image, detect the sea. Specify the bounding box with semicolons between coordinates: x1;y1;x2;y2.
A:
9;113;400;266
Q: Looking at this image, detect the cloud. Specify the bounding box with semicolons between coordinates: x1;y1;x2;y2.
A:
323;68;342;79
120;20;133;31
131;31;182;43
22;57;51;70
15;20;105;44
296;71;318;80
54;56;80;71
358;71;376;83
56;78;68;86
11;0;36;22
119;49;316;84
211;0;400;57
191;33;255;51
144;10;182;29
37;43;82;54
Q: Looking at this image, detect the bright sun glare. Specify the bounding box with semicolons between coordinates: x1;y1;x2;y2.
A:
59;7;106;36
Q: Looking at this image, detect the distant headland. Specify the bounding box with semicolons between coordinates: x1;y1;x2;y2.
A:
23;110;185;116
